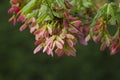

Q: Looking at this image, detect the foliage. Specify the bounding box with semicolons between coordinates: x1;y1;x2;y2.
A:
8;0;120;56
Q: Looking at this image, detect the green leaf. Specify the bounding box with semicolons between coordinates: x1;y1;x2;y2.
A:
107;3;118;25
53;11;63;18
38;4;48;16
27;9;39;19
82;0;93;8
36;13;48;24
91;3;108;27
56;0;66;9
116;8;120;25
36;4;48;23
21;0;41;14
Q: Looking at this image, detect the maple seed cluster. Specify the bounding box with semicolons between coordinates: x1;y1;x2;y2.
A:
91;18;120;55
8;0;89;56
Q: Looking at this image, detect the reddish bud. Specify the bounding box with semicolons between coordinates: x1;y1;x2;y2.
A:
55;41;63;49
66;34;75;39
100;43;107;51
93;35;102;43
19;24;27;31
34;45;43;54
17;14;26;22
71;20;82;27
55;48;63;56
85;35;91;42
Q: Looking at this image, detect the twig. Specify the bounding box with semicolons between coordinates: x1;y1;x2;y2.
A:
70;13;93;20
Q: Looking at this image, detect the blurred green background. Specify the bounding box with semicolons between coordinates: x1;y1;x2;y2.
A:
1;1;120;80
